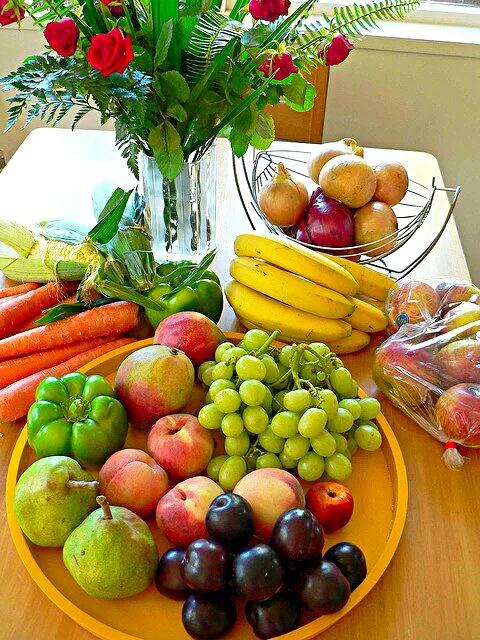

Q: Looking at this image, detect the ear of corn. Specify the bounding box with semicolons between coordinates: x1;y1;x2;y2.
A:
0;256;87;282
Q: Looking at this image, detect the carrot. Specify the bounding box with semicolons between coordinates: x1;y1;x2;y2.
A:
0;336;121;390
0;300;138;361
0;281;77;339
0;336;136;423
8;295;79;336
0;283;40;299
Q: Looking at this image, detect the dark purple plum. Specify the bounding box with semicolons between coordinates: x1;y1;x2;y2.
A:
182;592;237;639
206;493;254;550
245;591;301;639
271;508;324;562
298;559;351;614
233;544;284;601
324;542;367;591
181;539;230;592
155;548;189;600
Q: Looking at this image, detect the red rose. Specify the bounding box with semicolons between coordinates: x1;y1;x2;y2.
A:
44;18;80;57
249;0;290;22
258;51;298;81
87;27;134;77
100;0;124;18
321;34;354;66
0;0;25;26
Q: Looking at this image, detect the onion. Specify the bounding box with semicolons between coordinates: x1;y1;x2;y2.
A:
297;188;354;248
307;138;364;184
258;163;309;228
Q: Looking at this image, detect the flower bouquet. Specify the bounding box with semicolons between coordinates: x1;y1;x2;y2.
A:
1;0;419;259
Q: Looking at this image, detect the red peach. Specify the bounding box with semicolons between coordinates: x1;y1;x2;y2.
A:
147;414;214;480
154;311;226;367
233;469;305;539
306;481;354;533
156;476;223;546
388;280;440;334
98;449;169;517
434;383;480;446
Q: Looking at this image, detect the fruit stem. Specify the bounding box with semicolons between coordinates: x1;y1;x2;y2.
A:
97;495;113;519
66;480;99;490
254;329;281;357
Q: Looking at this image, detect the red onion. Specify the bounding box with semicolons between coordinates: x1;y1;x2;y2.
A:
298;188;353;248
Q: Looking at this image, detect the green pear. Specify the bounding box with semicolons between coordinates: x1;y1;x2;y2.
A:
14;456;99;547
63;496;158;599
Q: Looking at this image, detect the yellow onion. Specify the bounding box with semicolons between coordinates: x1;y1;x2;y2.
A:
307;138;364;184
258;162;309;227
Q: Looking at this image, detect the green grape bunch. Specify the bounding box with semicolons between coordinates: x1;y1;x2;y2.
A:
197;329;383;492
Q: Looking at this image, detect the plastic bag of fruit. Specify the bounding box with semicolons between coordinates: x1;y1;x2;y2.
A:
375;277;480;468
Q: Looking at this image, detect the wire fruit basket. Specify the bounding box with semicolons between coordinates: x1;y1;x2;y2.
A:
232;144;461;280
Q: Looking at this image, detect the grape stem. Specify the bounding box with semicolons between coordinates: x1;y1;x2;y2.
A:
254;329;281;356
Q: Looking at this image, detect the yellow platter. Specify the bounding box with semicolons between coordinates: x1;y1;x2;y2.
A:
6;334;408;640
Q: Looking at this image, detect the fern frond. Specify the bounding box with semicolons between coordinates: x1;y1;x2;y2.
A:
27;0;81;26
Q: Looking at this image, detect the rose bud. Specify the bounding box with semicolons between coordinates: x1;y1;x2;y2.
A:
87;27;134;77
249;0;291;22
258;51;298;81
44;18;80;57
100;0;124;18
321;34;354;66
0;0;25;26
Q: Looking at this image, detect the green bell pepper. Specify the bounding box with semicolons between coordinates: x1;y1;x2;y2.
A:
27;372;128;467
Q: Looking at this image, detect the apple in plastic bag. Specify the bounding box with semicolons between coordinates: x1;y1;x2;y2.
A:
436;338;480;386
434;383;480;446
388;280;440;334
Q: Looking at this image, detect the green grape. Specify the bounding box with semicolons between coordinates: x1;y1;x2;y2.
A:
261;355;280;384
201;366;215;387
271;411;300;438
298;407;327;438
328;407;354;433
239;379;267;407
214;389;241;413
348;379;359;399
211;362;234;381
346;435;358;456
272;362;289;389
198;360;215;381
237;340;247;350
355;424;382;451
198;403;224;430
261;386;273;410
219;456;247;491
256;453;282;470
338;398;361;420
330;367;353;396
236;355;267;381
311;430;337;457
279;451;298;469
243;328;270;351
355;419;378;430
243;406;269;434
245;449;261;470
316;371;326;383
220;346;247;363
283;389;312;413
284;434;310;460
207;455;228;482
331;432;348;454
359;397;382;420
205;391;213;404
215;342;235;362
297;452;325;482
316;389;338;420
309;342;331;357
279;345;293;368
209;378;236;399
325;453;352;481
299;364;317;382
272;390;287;413
225;431;251;456
258;426;285;454
221;413;244;437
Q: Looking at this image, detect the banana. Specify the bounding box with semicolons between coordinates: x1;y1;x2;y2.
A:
234;233;359;297
325;330;371;354
226;280;352;343
358;295;386;312
346;297;388;333
323;253;395;301
230;257;355;320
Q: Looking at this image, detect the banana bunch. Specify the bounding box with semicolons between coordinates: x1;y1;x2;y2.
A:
227;233;395;354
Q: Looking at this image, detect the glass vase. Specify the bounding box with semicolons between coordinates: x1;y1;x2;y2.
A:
139;145;216;263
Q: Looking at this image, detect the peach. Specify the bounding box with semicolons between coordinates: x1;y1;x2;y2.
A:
98;449;169;517
154;311;226;367
233;469;305;540
114;345;194;428
388;280;440;334
147;414;214;480
156;476;222;546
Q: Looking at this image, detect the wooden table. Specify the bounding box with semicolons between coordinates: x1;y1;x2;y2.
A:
0;129;478;640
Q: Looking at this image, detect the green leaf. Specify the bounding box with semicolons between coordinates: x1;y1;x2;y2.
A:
36;299;113;326
161;71;190;103
87;189;133;243
155;20;174;69
165;250;216;297
251;112;275;151
95;280;167;312
230;127;252;157
148;121;184;181
283;75;316;112
167;101;188;122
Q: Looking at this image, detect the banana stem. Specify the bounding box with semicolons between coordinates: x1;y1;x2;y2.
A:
66;479;99;489
97;495;113;519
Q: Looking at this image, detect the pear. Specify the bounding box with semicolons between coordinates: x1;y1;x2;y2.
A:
63;496;159;599
14;456;99;547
